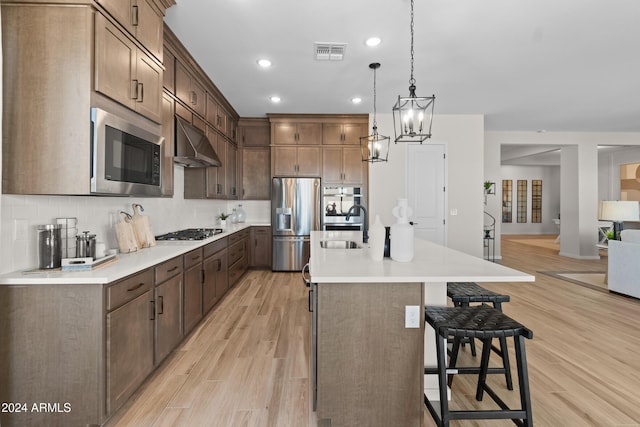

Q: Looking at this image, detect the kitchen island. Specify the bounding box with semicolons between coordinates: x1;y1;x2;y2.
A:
308;230;534;427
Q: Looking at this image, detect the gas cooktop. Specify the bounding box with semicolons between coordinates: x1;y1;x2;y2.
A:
155;228;223;241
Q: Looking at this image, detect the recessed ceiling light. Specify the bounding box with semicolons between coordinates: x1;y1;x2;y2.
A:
365;37;381;47
270;96;281;103
257;59;272;68
351;97;362;104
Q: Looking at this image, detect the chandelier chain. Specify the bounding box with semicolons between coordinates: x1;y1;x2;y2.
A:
372;66;378;130
409;0;415;86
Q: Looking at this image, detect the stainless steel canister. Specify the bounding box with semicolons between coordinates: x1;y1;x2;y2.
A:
76;231;97;259
37;224;62;269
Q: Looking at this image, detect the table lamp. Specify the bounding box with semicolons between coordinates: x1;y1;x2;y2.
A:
598;201;640;240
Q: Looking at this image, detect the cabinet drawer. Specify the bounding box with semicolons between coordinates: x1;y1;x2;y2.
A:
228;240;245;266
228;228;249;245
204;237;227;258
107;269;154;311
154;256;183;284
228;257;247;286
184;248;203;269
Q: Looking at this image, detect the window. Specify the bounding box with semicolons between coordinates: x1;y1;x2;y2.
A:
517;180;527;223
502;180;512;223
531;180;542;223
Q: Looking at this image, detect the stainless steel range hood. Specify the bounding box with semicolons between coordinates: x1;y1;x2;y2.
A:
174;116;222;167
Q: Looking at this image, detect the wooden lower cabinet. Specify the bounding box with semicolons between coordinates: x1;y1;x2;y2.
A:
250;226;272;268
183;248;204;335
154;274;183;364
106;289;154;415
203;239;228;313
228;228;250;286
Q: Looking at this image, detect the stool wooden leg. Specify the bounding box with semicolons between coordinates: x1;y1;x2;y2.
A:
498;336;514;390
515;334;534;427
447;336;462;387
475;338;492;401
437;335;450;427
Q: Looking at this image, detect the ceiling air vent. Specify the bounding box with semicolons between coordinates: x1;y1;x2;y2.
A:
314;43;347;61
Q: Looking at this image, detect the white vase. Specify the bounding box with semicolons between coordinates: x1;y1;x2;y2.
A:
219;219;227;229
390;198;414;262
368;215;385;261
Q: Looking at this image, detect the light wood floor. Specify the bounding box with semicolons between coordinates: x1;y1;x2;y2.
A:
107;236;640;426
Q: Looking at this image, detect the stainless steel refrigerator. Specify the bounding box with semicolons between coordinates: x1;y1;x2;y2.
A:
272;177;321;271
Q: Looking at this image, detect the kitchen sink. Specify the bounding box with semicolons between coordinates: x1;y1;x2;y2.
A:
319;240;361;249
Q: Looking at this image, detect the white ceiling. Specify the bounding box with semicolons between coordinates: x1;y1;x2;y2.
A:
165;0;640;134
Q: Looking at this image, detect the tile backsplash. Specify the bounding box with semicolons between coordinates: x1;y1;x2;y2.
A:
0;165;270;273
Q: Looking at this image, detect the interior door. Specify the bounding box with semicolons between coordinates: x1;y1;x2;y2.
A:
407;144;446;245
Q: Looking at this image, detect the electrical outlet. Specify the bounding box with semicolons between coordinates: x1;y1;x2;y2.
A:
450;208;458;216
405;305;420;328
14;219;28;240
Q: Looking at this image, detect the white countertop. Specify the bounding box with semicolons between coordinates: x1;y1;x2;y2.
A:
309;231;534;283
0;224;260;285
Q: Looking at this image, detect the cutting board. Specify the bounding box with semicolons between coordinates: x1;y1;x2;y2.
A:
115;212;138;253
131;203;156;248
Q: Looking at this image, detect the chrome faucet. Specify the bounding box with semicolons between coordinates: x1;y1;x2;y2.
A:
346;204;368;243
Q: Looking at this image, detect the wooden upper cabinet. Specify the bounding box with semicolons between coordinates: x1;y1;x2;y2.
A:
322;146;366;185
239;118;270;147
175;61;206;117
95;13;162;123
242;147;270;199
273;123;321;145
96;0;164;61
323;123;366;145
134;0;164;61
163;47;175;92
206;94;227;134
272;146;321;177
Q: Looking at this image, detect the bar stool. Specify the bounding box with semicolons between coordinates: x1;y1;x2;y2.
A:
424;304;533;427
447;281;513;389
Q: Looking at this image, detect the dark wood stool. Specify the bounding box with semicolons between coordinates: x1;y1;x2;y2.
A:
424;304;533;427
447;281;513;389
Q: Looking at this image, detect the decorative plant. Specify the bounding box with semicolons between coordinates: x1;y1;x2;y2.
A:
484;181;495;194
217;212;230;220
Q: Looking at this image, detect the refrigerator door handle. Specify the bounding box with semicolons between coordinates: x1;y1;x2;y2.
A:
302;262;311;288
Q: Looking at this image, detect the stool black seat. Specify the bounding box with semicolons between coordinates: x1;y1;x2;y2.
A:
424;304;533;427
447;281;513;389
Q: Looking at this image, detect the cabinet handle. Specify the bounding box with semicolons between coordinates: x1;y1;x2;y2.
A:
127;282;145;292
131;79;139;100
201;269;205;283
308;289;313;312
190;91;197;105
217;259;222;271
131;5;139;26
167;266;179;273
136;82;144;103
158;295;164;315
149;300;155;320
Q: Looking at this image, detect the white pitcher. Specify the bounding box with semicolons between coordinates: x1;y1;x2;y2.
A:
390;198;414;262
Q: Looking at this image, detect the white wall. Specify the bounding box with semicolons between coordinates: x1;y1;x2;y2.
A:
0;165;270;273
370;113;485;257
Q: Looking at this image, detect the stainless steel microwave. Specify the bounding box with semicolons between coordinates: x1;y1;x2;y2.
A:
91;107;162;196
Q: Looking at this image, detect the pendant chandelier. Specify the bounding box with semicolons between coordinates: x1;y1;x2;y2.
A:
392;0;435;143
361;63;390;163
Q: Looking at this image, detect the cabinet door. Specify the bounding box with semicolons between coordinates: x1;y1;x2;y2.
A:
183;263;203;335
95;14;136;111
214;249;228;300
297;123;322;145
342;123;365;145
96;0;134;34
202;255;219;313
322;124;343;145
272;146;298;175
175;61;205;116
250;227;272;267
322;147;343;183
226;142;238;198
106;290;154;415
134;0;163;60
240;120;270;147
297;146;322;176
163;47;175;92
342;146;365;184
135;50;162;123
213;132;227;198
242;147;270;199
273;123;297;145
161;93;174;196
155;274;182;364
